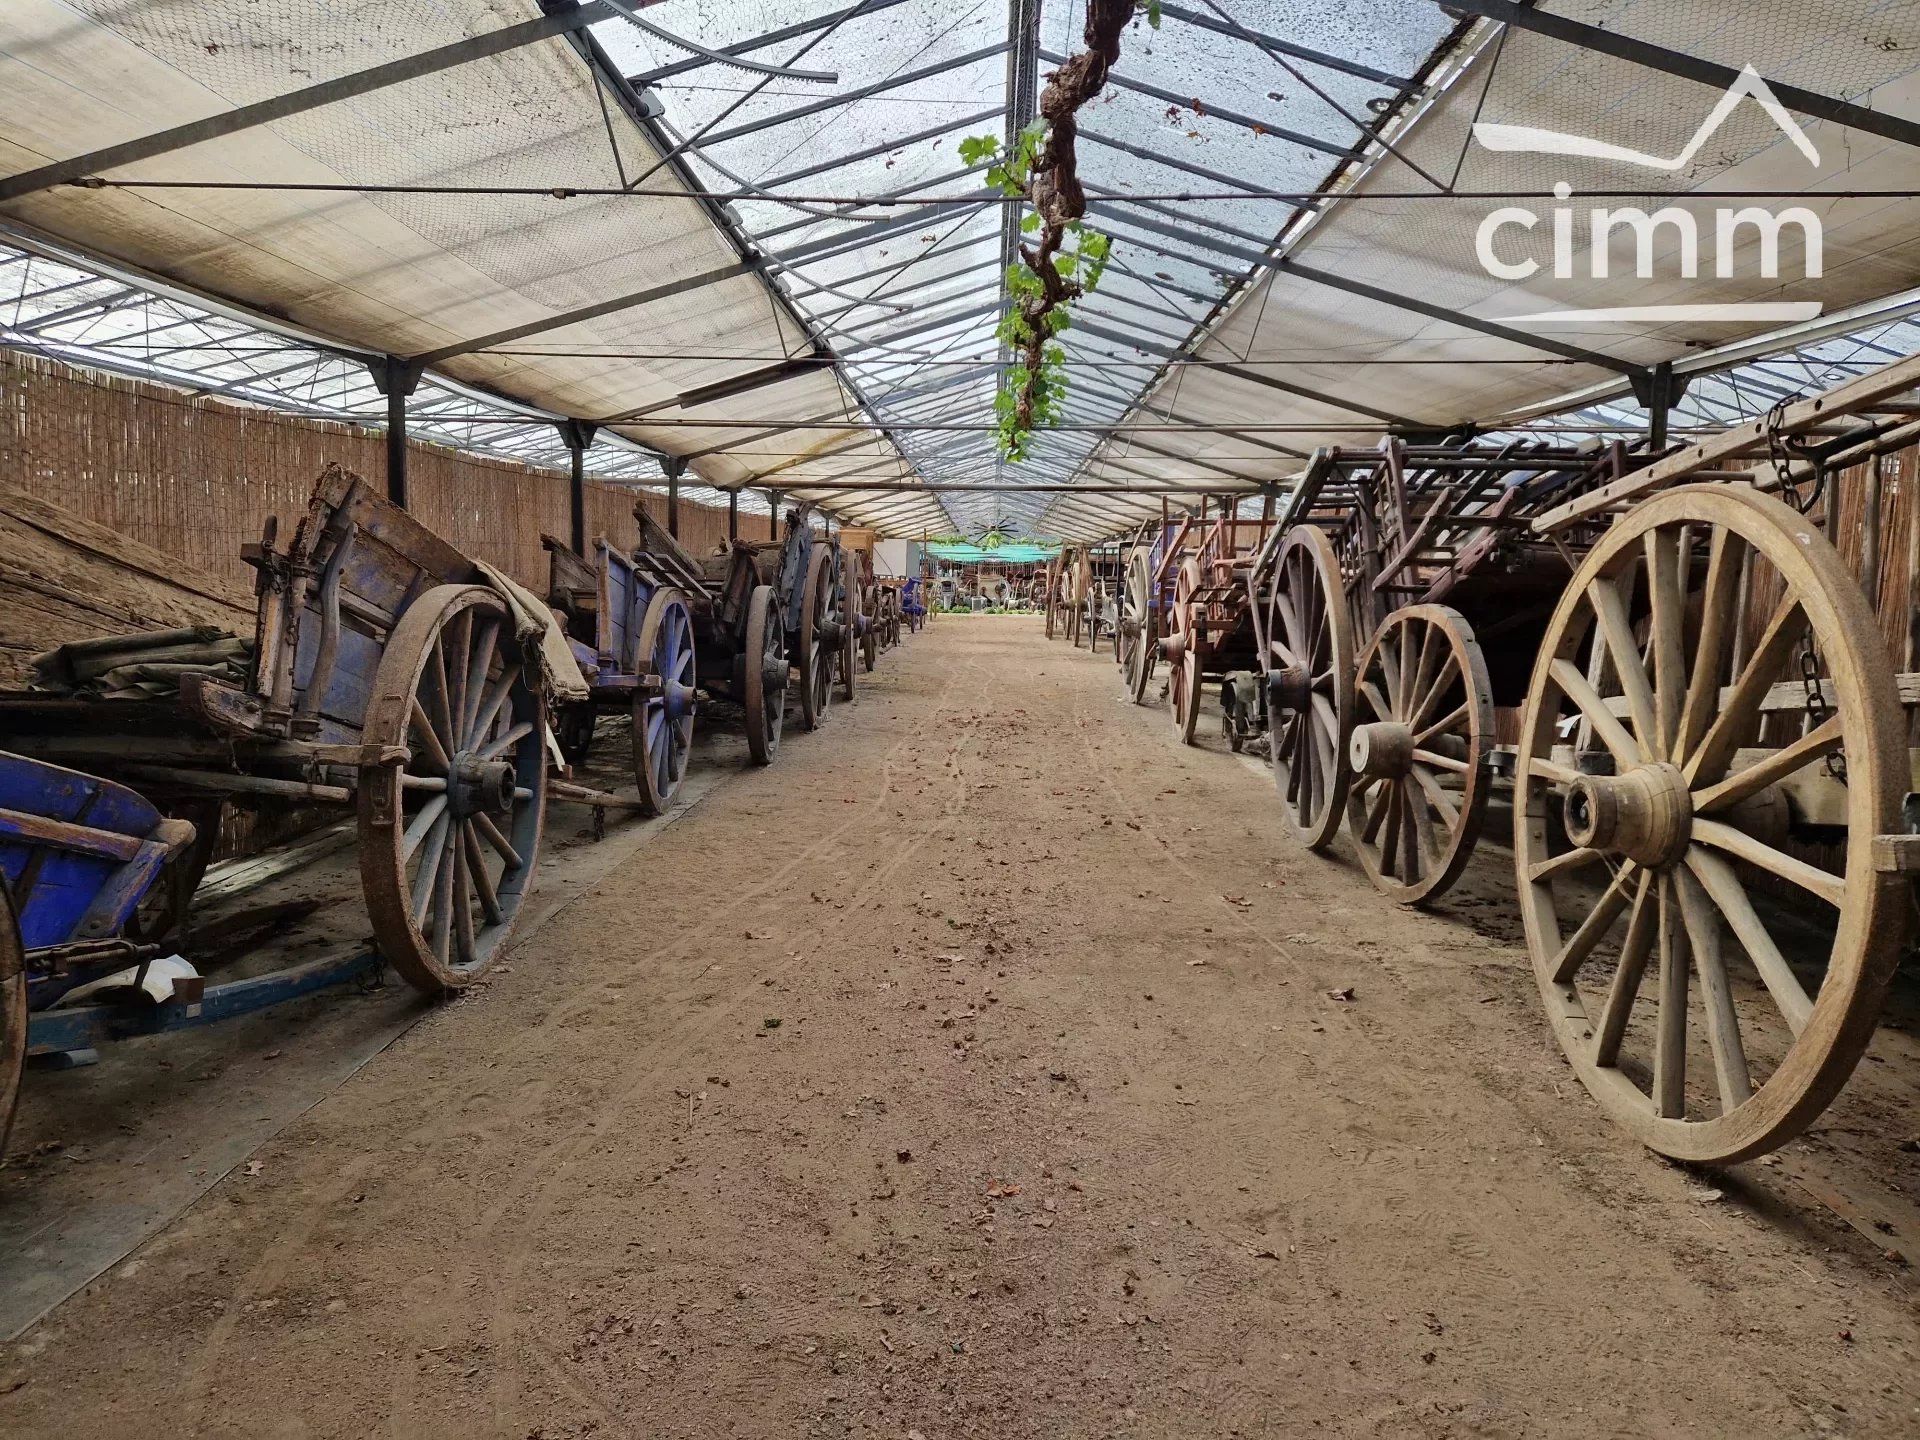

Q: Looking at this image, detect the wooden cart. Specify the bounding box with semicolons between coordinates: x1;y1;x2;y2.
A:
839;527;883;674
1;751;384;1153
1118;516;1207;705
1;463;550;996
1505;355;1920;1164
722;503;848;735
543;526;699;814
1044;547;1083;642
1157;513;1280;746
1251;354;1920;1164
620;508;799;768
1250;438;1625;898
1075;543;1126;656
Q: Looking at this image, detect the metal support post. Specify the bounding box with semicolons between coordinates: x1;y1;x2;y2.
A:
370;357;421;508
557;420;599;556
664;457;685;539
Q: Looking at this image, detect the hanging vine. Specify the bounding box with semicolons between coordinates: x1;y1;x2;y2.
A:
961;0;1158;461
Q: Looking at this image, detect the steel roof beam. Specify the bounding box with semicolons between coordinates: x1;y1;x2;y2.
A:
624;0;922;85
0;3;638;203
1099;204;1640;375
410;257;764;366
1078;128;1296;205
807;257;1005;328
774;199;996;267
837;300;999;352
752;106;1006;190
1037;49;1362;162
1156;3;1413;88
755;162;994;245
730;438;901;486
784;230;1001;302
699;43;1011;149
1441;0;1920;154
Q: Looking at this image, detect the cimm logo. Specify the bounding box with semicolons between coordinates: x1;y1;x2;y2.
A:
1471;66;1823;323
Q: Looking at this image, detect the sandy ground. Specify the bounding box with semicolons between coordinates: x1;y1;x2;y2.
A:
3;615;1918;1438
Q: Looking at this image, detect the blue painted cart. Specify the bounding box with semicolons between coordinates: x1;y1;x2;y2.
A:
0;752;377;1153
544;532;699;814
0;463;550;1002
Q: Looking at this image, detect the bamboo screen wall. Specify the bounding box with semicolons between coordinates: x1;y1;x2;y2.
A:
0;350;739;596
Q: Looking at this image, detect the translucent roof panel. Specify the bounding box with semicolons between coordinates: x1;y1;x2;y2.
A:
0;0;945;534
10;4;1920;545
1048;1;1920;533
596;0;1463;542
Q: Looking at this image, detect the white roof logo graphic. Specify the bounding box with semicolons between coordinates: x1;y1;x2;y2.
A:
1473;64;1820;170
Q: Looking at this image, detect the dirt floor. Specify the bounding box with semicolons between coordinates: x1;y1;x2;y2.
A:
4;614;1920;1438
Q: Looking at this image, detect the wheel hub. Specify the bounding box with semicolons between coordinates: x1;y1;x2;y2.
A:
1266;663;1311;714
1562;762;1692;869
1350;721;1415;779
449;753;516;818
662;679;697;722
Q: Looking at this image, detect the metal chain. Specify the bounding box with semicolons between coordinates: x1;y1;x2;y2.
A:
1798;633;1848;783
1765;392;1830;517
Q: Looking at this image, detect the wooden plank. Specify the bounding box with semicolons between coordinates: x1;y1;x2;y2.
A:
1533;350;1920;533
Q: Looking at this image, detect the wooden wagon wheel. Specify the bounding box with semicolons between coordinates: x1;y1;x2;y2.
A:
0;877;24;1159
862;589;878;672
1346;605;1493;905
1264;526;1355;850
1123;548;1157;704
742;583;786;767
1165;558;1204;745
839;599;859;703
1514;485;1906;1164
797;545;838;732
631;587;696;817
359;585;546;994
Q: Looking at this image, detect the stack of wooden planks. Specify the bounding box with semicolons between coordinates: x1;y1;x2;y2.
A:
0;482;252;687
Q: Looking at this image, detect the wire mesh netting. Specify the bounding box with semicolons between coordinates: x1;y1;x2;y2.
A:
3;2;1920;542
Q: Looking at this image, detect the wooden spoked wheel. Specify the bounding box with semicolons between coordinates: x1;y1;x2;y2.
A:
631;587;695;817
1514;485;1906;1164
1166;558;1204;745
839;597;859;703
742;583;785;767
0;878;24;1158
359;585;546;994
838;554;861;700
862;598;878;672
1123;548;1155;704
1084;582;1109;654
1346;605;1493;905
797;546;837;732
1263;526;1355;851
